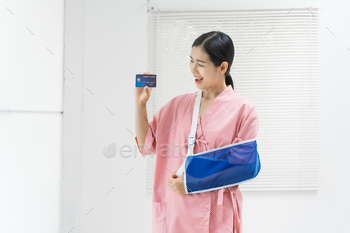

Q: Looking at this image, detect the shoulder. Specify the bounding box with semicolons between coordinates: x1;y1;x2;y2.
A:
229;91;257;117
163;92;196;107
157;91;196;115
151;91;196;124
231;91;255;108
175;92;197;103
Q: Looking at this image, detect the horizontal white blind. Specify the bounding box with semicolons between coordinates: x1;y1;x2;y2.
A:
147;7;320;192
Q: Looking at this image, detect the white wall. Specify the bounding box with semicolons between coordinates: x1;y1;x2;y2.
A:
60;0;350;233
0;0;64;233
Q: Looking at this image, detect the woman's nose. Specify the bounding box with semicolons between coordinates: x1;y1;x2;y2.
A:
190;65;198;74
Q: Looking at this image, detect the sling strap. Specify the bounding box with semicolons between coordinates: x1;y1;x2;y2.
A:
176;89;202;178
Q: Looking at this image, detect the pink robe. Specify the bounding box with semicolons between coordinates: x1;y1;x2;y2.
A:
135;85;259;233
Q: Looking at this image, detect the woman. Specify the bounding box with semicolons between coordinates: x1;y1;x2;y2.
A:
134;31;259;233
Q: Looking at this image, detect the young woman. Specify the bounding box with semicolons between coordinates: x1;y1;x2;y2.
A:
134;31;259;233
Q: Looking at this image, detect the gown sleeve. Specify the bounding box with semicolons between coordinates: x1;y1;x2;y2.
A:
232;106;259;144
134;96;178;157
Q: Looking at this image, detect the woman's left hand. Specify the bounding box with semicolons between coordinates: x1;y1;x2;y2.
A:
168;170;186;195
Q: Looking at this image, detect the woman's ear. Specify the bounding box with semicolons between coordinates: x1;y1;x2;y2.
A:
219;61;229;74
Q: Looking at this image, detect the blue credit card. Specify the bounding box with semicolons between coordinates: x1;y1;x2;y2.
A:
135;74;157;87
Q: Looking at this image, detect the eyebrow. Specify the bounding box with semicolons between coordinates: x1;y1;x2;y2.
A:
189;55;206;63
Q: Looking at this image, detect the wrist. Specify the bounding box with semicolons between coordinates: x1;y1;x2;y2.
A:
135;101;147;107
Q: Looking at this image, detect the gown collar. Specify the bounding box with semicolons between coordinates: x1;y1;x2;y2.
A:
195;85;233;137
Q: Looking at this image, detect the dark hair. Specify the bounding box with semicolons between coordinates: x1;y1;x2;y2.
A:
192;31;234;90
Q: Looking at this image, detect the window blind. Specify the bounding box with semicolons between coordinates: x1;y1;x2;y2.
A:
146;6;320;192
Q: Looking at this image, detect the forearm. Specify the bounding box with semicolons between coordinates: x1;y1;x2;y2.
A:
135;102;149;153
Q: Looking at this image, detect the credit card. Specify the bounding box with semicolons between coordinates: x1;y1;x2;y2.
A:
135;74;157;87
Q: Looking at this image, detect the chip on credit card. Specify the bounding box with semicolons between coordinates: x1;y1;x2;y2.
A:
135;74;156;87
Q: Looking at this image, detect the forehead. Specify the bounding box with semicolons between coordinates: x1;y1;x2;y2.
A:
190;45;209;60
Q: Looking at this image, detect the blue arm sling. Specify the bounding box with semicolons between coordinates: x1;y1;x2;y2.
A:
176;89;261;194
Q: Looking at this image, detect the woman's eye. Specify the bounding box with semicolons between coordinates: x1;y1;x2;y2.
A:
190;60;203;67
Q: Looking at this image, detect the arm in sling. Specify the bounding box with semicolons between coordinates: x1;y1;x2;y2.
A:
176;90;261;194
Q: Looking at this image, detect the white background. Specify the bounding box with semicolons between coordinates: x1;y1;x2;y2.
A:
1;0;350;233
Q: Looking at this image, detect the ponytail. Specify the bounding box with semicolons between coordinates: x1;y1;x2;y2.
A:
225;73;234;90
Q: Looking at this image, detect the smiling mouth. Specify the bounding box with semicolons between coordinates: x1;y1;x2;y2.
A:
195;78;203;81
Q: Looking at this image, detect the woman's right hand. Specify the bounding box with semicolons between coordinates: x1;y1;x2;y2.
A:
134;72;153;105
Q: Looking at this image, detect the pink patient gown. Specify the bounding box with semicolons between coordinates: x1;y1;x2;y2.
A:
135;85;259;233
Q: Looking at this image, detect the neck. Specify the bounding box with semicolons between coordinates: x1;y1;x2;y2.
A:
201;83;228;100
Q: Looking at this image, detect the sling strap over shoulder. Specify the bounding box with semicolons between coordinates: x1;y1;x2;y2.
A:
176;89;202;178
